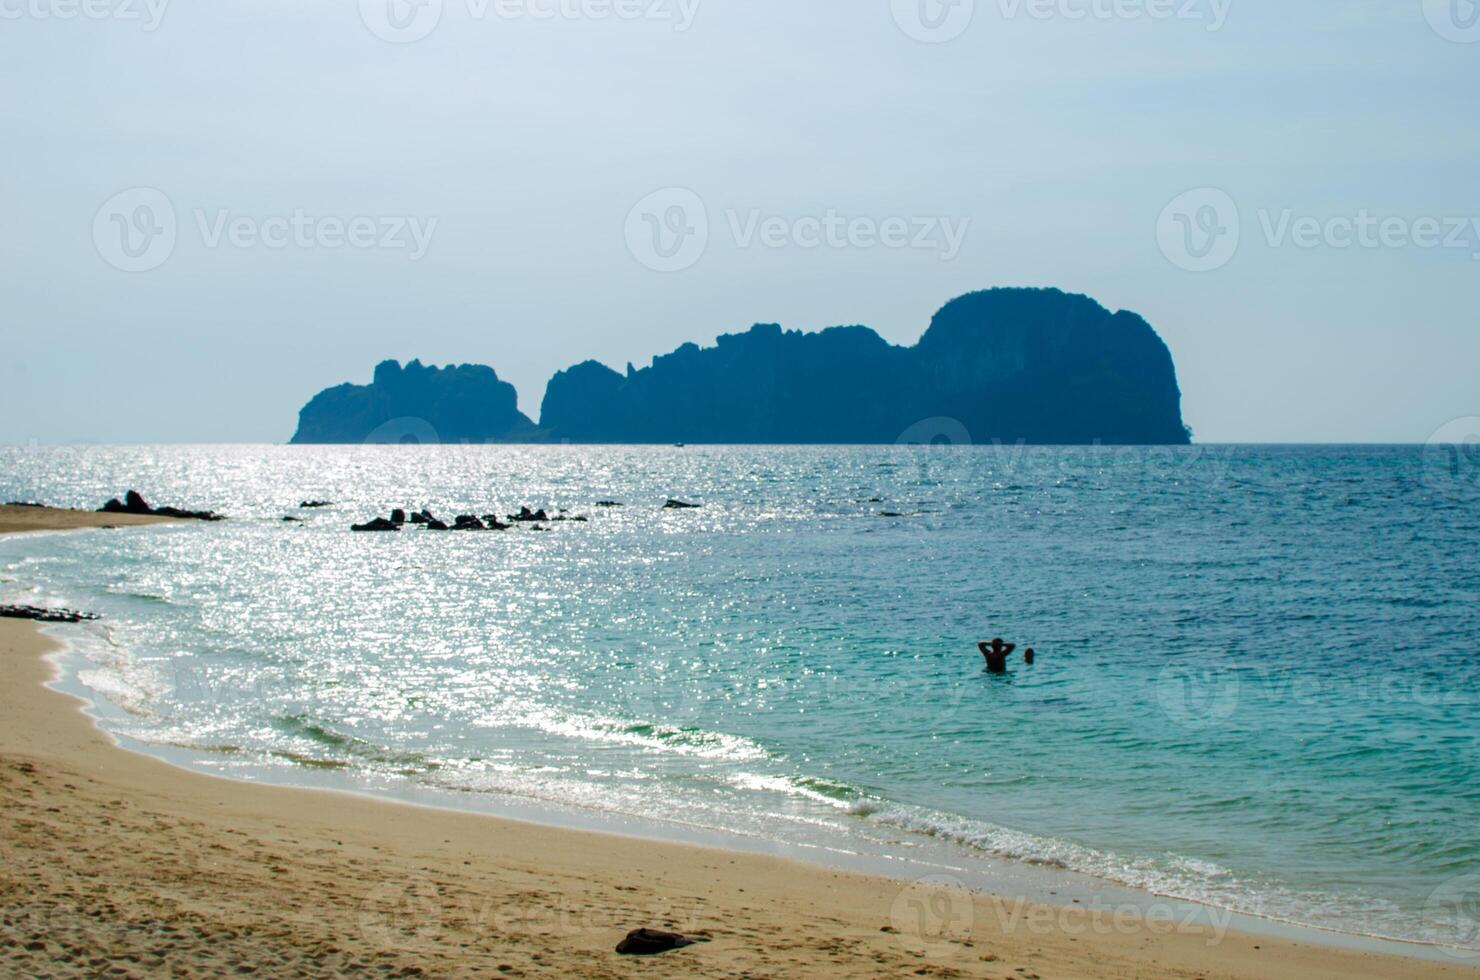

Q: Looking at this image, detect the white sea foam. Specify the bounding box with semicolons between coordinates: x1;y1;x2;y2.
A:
65;625;164;718
490;702;770;762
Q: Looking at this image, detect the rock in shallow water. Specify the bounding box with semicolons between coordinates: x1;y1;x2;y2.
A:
99;490;224;522
0;605;99;623
350;517;400;532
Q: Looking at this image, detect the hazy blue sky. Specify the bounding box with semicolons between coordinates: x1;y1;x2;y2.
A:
2;0;1476;443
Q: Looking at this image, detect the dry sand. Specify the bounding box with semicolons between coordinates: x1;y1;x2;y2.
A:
2;511;1476;978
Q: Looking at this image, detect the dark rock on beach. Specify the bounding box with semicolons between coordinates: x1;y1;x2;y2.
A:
99;491;223;522
615;928;703;956
0;605;99;624
350;517;400;532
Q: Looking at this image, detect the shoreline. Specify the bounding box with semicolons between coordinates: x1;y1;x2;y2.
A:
2;514;1477;977
8;621;1475;978
92;713;1478;965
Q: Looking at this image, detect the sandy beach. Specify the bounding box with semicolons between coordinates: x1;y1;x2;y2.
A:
0;503;180;534
2;510;1476;978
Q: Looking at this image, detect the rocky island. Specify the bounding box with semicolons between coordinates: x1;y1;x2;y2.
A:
291;288;1191;446
292;359;534;444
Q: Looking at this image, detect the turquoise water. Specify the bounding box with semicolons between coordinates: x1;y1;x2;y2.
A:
2;444;1478;949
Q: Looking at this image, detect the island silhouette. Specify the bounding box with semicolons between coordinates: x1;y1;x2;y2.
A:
291;288;1191;445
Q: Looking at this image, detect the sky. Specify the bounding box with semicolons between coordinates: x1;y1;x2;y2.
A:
1;0;1477;444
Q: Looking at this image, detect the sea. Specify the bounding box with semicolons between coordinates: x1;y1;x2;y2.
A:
2;443;1478;953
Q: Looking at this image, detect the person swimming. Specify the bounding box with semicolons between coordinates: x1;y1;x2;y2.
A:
978;638;1015;673
1024;648;1035;664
